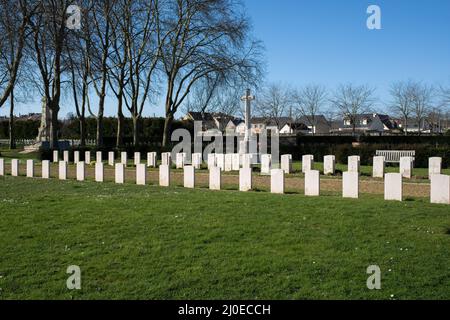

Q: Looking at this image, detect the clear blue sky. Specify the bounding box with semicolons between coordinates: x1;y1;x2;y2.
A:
4;0;450;118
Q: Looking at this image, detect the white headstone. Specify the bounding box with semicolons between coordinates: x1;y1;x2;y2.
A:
324;155;335;175
53;150;59;163
305;170;320;196
161;152;171;166
261;154;272;175
280;154;292;174
176;153;185;169
184;165;195;188
399;157;413;179
232;153;240;171
96;151;102;164
343;171;359;199
59;161;68;180
159;164;170;187
11;159;19;176
134;152;141;166
147;152;157;168
74;151;80;164
26;160;35;178
0;158;4;176
85;151;91;165
270;169;285;194
42;160;50;179
63;151;69;163
216;154;225;171
430;174;450;205
224;154;233;172
348;156;360;173
302;155;314;173
384;173;402;201
429;157;442;179
115;163;125;184
372;156;385;178
95;162;104;182
239;167;252;191
192;153;202;169
136;163;147;185
76;162;85;181
207;154;216;170
108;152;115;166
242;154;252;168
121;152;128;166
209;166;221;190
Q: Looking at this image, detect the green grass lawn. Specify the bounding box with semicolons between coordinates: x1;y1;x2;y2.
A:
0;176;449;300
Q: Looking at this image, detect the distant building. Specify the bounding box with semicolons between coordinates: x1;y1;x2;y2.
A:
296;115;331;135
331;113;398;135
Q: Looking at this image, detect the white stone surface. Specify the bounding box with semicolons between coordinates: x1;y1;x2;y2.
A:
96;151;102;164
224;154;233;172
85;151;91;165
207;154;216;170
136;163;147;185
232;153;241;171
147;152;157;168
63;151;69;163
176;153;186;169
348;156;360;173
209;166;221;190
121;152;128;166
372;156;385;178
159;164;170;187
134;152;141;166
42;160;50;179
184;165;195;188
305;170;320;196
161;152;171;166
261;154;272;175
115;163;125;184
76;162;85;181
324;155;335;175
74;151;80;164
11;159;19;176
192;153;202;169
302;155;314;173
343;171;359;198
108;152;115;166
281;154;292;174
53;150;59;163
216;154;225;171
430;174;450;205
239;167;252;191
95;163;104;182
59;161;68;180
242;154;252;168
429;157;442;179
384;173;402;201
399;157;413;179
26;160;35;178
270;169;285;194
0;158;4;176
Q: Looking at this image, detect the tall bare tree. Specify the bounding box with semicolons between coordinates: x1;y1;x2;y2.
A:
389;81;414;136
410;82;434;135
158;0;263;146
331;84;375;135
255;83;291;128
293;84;327;135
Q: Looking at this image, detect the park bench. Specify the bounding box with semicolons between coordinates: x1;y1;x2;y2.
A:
375;150;415;164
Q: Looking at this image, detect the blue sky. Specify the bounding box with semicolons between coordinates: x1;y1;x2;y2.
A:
3;0;450;118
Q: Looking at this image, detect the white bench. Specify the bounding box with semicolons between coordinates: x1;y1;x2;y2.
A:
375;150;415;164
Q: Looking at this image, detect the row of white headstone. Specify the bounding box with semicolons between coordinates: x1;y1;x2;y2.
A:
1;156;449;205
50;151;159;167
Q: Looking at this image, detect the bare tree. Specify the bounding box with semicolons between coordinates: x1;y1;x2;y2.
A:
410;82;434;135
158;0;263;146
293;84;327;135
255;83;291;128
389;81;414;136
331;84;375;135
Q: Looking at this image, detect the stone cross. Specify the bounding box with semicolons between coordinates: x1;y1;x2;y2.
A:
241;89;255;152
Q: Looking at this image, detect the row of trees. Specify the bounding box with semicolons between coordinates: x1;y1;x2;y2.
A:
249;81;450;135
0;0;263;149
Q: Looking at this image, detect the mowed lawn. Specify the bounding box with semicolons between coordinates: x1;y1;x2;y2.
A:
0;176;449;300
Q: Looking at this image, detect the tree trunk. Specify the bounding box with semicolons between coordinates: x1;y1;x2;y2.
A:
404;116;408;136
116;100;124;148
49;102;59;150
9;90;16;149
96;116;104;148
162;112;174;148
133;116;139;147
79;116;86;147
